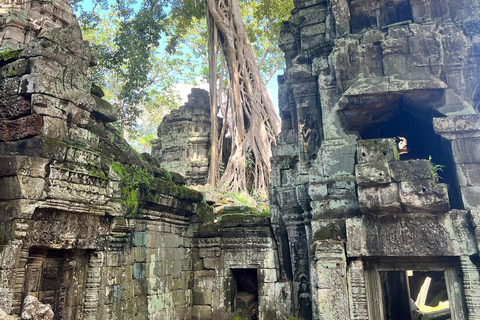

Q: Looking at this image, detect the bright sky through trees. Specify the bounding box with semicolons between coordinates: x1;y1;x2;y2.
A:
73;0;290;153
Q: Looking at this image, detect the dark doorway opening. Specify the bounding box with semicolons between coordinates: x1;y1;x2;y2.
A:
231;268;258;320
23;248;88;320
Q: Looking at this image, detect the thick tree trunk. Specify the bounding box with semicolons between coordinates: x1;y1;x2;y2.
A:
205;0;281;197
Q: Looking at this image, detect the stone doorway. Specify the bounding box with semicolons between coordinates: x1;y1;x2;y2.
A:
231;268;258;319
22;248;88;319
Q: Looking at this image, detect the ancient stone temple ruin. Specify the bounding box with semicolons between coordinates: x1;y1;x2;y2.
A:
151;89;212;186
1;0;480;319
272;0;480;319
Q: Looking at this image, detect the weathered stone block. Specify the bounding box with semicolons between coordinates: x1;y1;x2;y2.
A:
0;77;20;98
355;162;391;186
0;288;13;316
92;95;119;123
0;95;31;120
0;176;44;200
0;156;49;178
314;241;349;320
389;159;432;182
399;181;449;212
192;305;211;320
460;186;480;210
357;183;401;214
133;262;146;279
452;138;480;163
357;138;398;164
41;116;67;141
193;290;212;305
311;198;360;219
68;126;99;149
202;257;221;270
0;114;43;141
0;58;26;79
259;268;277;283
433;115;480;140
318;143;357;177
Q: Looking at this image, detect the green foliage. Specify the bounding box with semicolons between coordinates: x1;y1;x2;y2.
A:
258;207;270;217
75;0;292;138
429;155;445;183
233;191;256;207
76;1;198;140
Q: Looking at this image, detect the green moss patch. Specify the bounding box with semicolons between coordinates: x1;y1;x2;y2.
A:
196;201;215;223
0;49;22;66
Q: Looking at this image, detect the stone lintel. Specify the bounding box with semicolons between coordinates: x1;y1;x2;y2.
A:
433;115;480;140
346;210;477;257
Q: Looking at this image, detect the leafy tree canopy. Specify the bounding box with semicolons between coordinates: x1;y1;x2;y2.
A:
73;0;293;164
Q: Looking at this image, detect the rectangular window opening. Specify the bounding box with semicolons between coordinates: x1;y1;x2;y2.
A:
380;270;451;320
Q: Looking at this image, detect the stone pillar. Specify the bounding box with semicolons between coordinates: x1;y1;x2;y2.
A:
83;251;104;320
348;259;369;320
460;256;480;319
311;241;349;320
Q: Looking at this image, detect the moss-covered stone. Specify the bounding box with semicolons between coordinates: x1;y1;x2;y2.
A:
0;49;22;66
313;224;341;241
196;201;215;223
197;222;220;237
148;178;203;203
219;213;270;228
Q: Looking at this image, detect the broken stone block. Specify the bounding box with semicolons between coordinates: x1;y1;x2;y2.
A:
92;95;119;123
0;114;43;141
355;162;391;186
21;295;54;320
357;138;399;164
0;308;15;320
399;181;449;212
358;183;402;214
389;159;432;182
